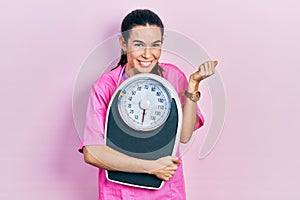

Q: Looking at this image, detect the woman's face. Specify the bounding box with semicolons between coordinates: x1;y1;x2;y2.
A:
120;25;163;76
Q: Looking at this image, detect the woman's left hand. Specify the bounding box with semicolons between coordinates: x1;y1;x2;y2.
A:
189;60;218;86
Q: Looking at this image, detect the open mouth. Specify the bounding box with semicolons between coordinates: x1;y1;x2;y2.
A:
138;60;152;67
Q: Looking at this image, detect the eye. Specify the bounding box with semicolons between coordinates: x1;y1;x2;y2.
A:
133;43;144;47
152;43;161;47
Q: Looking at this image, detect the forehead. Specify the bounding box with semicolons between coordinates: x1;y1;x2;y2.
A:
128;25;162;42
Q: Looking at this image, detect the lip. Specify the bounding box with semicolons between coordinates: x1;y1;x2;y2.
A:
138;60;153;68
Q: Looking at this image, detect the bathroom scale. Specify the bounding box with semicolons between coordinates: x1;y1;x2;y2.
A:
105;73;182;190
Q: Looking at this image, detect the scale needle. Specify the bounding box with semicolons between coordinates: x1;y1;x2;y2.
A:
142;109;146;124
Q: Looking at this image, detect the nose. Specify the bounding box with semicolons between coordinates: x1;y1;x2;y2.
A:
142;47;151;59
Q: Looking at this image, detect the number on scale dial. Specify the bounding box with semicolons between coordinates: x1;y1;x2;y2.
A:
118;78;171;131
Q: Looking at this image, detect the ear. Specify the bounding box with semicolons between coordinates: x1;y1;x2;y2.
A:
119;36;127;52
161;36;164;44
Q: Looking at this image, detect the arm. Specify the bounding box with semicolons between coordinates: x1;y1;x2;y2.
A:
180;60;218;143
83;145;180;181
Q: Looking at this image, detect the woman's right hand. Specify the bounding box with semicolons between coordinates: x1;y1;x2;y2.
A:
147;156;181;181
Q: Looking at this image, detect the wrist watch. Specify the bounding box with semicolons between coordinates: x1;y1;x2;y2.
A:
182;90;201;102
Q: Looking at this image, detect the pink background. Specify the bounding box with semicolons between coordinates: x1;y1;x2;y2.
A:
1;0;299;199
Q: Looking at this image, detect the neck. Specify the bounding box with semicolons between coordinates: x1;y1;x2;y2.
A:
125;64;138;77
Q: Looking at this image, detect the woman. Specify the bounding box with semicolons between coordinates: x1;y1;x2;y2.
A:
79;9;217;199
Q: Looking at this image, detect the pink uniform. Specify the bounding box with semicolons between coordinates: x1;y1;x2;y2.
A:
79;63;204;200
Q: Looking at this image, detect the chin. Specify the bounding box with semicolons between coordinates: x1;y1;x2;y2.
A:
135;68;151;74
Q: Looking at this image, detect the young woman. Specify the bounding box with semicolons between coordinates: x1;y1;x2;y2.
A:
79;9;217;200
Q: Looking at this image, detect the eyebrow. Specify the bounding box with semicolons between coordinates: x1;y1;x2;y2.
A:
132;40;162;44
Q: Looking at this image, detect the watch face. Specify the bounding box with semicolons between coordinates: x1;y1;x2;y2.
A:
194;91;200;101
117;77;171;131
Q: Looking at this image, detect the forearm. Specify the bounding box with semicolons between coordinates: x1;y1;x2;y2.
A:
83;145;180;181
180;80;200;143
83;145;152;173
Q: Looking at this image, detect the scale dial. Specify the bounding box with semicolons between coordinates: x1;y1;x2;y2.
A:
118;77;172;131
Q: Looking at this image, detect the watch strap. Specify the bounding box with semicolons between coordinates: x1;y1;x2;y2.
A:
181;90;201;102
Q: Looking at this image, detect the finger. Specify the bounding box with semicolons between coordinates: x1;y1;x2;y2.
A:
171;156;180;163
206;61;212;75
173;159;181;164
166;165;178;171
208;61;214;75
198;63;203;72
211;61;216;73
205;62;210;76
213;60;218;67
169;170;175;175
165;174;173;181
212;60;218;74
199;64;205;75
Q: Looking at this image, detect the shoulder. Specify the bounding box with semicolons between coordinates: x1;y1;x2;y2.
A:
160;63;186;76
88;66;123;106
93;66;122;90
159;63;187;80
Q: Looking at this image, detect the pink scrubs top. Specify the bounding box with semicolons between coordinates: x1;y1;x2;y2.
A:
79;63;204;200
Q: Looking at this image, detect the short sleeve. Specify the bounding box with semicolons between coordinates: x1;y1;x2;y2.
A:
78;73;118;153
